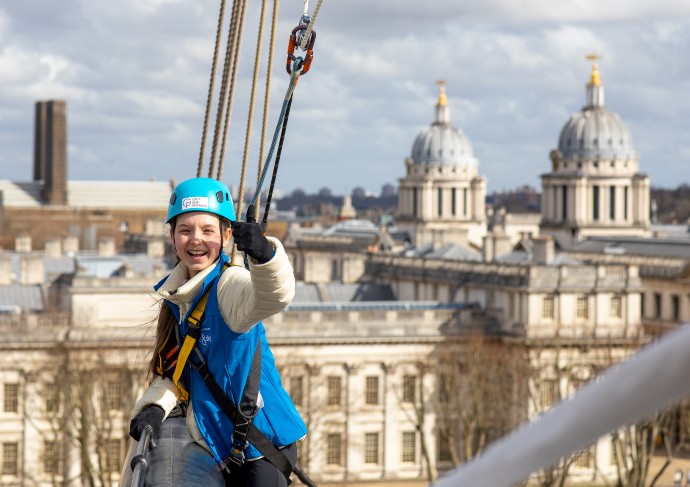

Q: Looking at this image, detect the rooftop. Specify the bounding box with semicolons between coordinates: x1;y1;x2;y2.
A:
0;180;172;209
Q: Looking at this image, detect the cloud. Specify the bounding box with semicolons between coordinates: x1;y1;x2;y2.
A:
0;0;689;195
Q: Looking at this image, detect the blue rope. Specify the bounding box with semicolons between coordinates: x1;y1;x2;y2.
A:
246;59;301;215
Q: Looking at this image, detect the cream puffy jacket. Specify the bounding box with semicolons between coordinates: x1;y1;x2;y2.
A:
130;236;295;452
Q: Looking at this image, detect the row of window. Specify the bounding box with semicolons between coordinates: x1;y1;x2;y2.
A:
289;375;418;407
0;380;124;415
542;295;623;320
540;292;689;323
591;185;629;222
407;187;470;218
323;430;460;466
325;431;418;466
552;184;630;222
0;440;121;477
642;292;684;321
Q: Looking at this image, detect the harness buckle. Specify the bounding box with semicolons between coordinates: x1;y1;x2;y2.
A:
224;439;249;467
237;403;260;420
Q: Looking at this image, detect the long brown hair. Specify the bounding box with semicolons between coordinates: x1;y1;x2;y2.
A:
147;215;231;382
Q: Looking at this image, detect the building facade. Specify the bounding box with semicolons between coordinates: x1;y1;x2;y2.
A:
1;65;689;486
540;63;652;248
396;83;487;250
0;249;494;486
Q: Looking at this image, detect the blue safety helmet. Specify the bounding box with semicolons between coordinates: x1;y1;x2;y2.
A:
166;177;236;223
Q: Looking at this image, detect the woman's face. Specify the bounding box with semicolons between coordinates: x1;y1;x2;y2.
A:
172;212;231;277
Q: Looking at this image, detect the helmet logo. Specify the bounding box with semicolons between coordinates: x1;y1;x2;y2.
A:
181;196;209;210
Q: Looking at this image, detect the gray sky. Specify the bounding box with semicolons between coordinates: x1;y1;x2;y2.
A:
1;0;689;195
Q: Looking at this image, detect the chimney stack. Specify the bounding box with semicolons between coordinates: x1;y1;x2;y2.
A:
34;100;68;205
15;235;32;253
483;234;513;262
0;253;12;285
98;237;116;257
20;255;45;285
482;235;494;262
493;235;513;259
62;235;79;254
147;239;164;258
533;236;555;264
44;239;62;258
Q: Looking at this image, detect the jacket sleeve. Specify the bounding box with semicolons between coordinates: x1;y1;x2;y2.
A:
217;236;295;333
130;376;180;420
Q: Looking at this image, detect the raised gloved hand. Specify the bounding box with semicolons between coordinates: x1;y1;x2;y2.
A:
129;405;165;441
231;208;273;264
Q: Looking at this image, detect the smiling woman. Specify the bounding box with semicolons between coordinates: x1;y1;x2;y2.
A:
122;177;306;487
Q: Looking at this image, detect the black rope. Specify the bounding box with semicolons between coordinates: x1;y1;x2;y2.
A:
261;94;294;231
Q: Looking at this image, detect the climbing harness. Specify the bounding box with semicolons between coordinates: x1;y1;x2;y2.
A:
156;264;231;400
155;267;295;481
191;343;297;479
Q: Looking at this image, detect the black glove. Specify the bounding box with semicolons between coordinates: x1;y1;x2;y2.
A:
232;210;273;264
129;405;164;441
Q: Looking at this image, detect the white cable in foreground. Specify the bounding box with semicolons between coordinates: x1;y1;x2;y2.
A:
431;324;690;487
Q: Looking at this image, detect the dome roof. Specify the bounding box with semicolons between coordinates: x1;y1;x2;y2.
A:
410;85;478;167
557;64;637;160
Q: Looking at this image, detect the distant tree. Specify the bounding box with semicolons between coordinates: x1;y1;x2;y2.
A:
651;185;690;223
526;335;684;487
527;339;581;487
291;188;307;198
487;187;541;213
594;337;685;487
434;336;528;470
27;342;145;487
351;187;367;199
383;331;529;483
381;184;397;197
317;187;333;198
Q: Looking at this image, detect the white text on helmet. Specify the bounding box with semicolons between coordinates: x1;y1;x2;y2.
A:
181;197;210;210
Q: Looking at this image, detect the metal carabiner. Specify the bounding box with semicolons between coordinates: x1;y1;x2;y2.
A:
226;439;249;467
286;22;316;76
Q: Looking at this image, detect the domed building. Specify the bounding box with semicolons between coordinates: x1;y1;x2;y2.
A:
397;82;487;249
540;62;651;248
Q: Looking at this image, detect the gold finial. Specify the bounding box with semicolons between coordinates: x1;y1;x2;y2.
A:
586;53;602;86
436;79;447;106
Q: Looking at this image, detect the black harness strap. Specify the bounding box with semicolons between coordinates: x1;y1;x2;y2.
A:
160;263;296;481
231;342;262;452
192;345;294;480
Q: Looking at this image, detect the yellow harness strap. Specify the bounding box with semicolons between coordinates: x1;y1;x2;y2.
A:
171;262;231;399
172;290;210;388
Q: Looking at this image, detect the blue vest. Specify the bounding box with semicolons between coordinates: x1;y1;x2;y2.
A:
155;255;307;462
